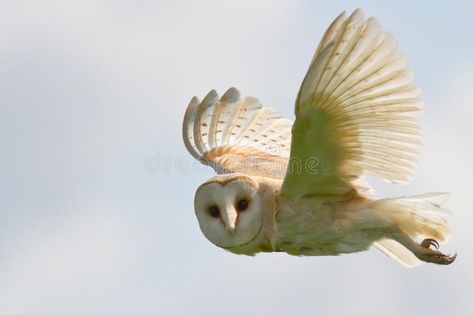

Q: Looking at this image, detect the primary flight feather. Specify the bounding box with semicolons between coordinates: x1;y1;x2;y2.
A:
182;9;456;267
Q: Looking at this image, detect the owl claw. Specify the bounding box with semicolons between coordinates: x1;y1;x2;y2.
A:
420;238;439;251
420;251;457;265
417;238;457;265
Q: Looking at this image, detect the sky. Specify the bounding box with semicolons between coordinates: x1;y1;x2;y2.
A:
1;0;472;314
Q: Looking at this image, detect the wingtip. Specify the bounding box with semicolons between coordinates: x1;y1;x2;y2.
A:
351;8;364;18
203;89;218;100
333;10;347;24
188;96;200;107
182;96;204;161
200;89;219;109
221;87;241;103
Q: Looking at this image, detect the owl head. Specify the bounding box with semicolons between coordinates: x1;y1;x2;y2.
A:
194;174;265;249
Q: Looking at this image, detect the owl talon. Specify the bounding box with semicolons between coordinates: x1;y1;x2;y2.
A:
420;238;439;251
417;239;456;265
419;251;457;265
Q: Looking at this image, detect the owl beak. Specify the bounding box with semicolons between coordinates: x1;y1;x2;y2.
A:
221;208;237;234
227;221;236;233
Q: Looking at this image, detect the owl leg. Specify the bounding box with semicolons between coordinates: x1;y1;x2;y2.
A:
390;230;457;265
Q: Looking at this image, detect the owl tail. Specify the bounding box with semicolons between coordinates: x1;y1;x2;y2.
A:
372;192;453;267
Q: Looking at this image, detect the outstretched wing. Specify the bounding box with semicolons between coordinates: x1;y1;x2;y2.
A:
280;9;422;199
182;87;292;179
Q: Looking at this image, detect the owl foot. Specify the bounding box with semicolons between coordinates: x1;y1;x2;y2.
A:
416;238;457;265
420;238;439;251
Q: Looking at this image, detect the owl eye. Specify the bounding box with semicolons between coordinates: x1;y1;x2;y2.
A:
208;206;220;218
236;199;249;212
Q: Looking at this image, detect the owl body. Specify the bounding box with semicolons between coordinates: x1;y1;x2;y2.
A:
183;9;456;266
198;173;394;258
275;195;391;256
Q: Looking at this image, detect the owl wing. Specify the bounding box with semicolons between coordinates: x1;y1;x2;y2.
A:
182;87;293;179
279;9;422;199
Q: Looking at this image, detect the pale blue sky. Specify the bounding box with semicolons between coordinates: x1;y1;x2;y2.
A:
1;1;472;314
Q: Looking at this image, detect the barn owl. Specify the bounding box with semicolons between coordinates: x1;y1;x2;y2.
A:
182;9;456;267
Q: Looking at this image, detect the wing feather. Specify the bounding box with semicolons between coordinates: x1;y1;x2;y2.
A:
281;8;422;198
182;88;292;178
